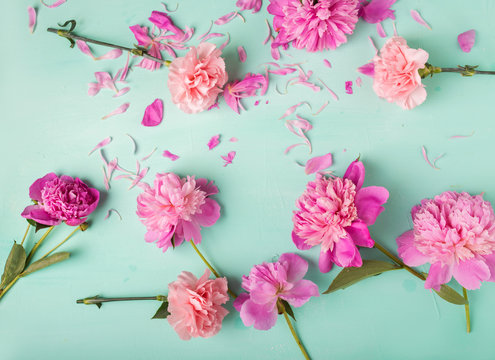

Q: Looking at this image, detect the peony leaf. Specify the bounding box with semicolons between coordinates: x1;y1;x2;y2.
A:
433;284;467;305
323;260;400;294
0;243;26;289
151;301;170;319
20;252;70;277
26;218;53;233
277;299;296;321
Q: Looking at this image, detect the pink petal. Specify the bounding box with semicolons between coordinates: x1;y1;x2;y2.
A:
263;19;272;45
233;293;249;312
102;103;130;120
346;220;374;248
200;33;225;43
279;101;310;120
450;131;474;139
305;153;333;174
313;101;329;115
229;137;238;142
482;253;495;282
141;99;163;127
359;0;396;23
28;173;58;202
345;81;353;95
207;134;221;150
376;22;387;38
318;78;339;101
268;68;297;75
330;235;362;268
221;151;236;167
279;253;309;283
21;205;61;226
141;147;157;161
94;49;122;60
357;62;375;77
219;33;230;51
281;279;319;307
292;231;312;251
113;87;130;98
458;29;476;53
162;150;179;161
182;220;202;243
88;136;112;156
356;77;363;87
343;160;365;190
323;59;332;68
76;40;95;59
104;209;122;221
28;6;36;33
195;198;221;227
453;258;491;290
396;230;428;266
355;186;389;226
40;0;66;8
120;53;131;81
318;250;333;273
239;299;278;330
410;9;432;30
214;11;237;25
237;46;247;63
421;146;440;170
424;262;453;291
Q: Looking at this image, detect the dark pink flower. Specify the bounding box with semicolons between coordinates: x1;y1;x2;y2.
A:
21;173;100;226
292;160;389;273
358;0;396;24
223;73;267;114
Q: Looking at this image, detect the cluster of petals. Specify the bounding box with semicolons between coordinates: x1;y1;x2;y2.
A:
167;269;229;340
136;172;220;251
292;160;389;273
223;73;268;113
358;0;396;23
233;253;319;330
397;191;495;290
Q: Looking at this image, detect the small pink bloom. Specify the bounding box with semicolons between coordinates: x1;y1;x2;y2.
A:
21;173;100;226
292;160;389;273
223;73;267;114
136;173;220;251
167;269;229;340
372;36;429;109
236;0;262;13
168;43;228;114
268;0;360;52
358;0;396;24
233;253;319;330
397;191;495;291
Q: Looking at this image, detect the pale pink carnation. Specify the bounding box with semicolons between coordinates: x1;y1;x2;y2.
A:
292;160;389;273
397;191;495;290
136;173;220;251
268;0;360;52
167;269;229;340
168;43;228;114
373;36;429;109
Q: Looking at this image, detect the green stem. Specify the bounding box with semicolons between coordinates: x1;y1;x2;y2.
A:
0;276;20;300
25;226;55;265
77;295;166;306
38;226;80;261
373;241;426;281
419;63;495;78
280;301;311;360
20;224;30;246
463;288;471;333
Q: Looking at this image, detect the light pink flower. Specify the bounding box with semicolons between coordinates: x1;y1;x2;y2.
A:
292;160;389;273
223;73;267;114
136;173;221;251
21;173;100;226
167;269;229;340
168;43;228;114
372;36;429;109
358;0;396;24
397;191;495;291
268;0;360;52
233;253;319;330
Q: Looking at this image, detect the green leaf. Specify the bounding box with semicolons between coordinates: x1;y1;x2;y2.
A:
20;252;70;277
323;260;401;294
278;299;296;321
0;243;26;289
26;218;52;233
152;301;170;319
433;284;467;305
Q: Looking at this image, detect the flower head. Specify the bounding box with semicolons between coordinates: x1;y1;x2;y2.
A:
21;173;100;226
268;0;360;52
233;253;319;330
136;173;221;251
372;36;429;109
167;269;229;340
292;160;389;273
223;73;267;114
168;43;228;114
397;191;495;290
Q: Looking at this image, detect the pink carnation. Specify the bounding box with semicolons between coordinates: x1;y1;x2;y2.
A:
397;191;495;291
268;0;360;52
292;160;389;273
372;36;429;109
167;269;229;340
136;173;221;251
21;172;100;226
233;253;319;330
168;43;228;114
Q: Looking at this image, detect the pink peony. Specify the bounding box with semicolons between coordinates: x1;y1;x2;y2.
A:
372;36;429;109
21;173;100;226
397;191;495;291
292;160;389;273
168;43;228;114
167;269;229;340
268;0;360;52
233;253;319;330
236;0;262;13
136;173;221;251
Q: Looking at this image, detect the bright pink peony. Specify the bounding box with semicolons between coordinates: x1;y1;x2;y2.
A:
397;191;495;291
233;253;319;330
292;160;389;273
21;173;100;226
268;0;360;52
373;36;429;110
168;43;228;114
136;173;221;251
167;269;229;340
236;0;262;13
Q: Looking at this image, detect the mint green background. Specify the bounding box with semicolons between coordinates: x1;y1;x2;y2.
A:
1;1;494;359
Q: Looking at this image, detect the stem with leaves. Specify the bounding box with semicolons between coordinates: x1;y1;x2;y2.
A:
419;63;495;78
279;300;311;360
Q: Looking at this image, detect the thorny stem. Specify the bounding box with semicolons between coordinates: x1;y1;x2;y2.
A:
77;295;167;306
373;241;426;281
25;226;55;265
189;241;237;299
280;301;311;360
38;226;80;261
20;224;30;246
463;288;471;333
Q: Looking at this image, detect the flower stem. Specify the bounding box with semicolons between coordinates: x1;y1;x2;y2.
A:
419;63;495;78
20;224;30;246
373;241;426;281
463;288;471;333
38;226;80;260
77;295;166;306
189;241;237;299
0;276;20;300
25;226;55;265
281;303;311;360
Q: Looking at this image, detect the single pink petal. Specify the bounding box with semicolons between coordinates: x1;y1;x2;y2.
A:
343;160;365;190
76;40;95;59
104;209;122;221
313;101;329;115
424;262;453;291
305;153;333;174
113;87;130;98
421;146;440;170
219;32;230;51
356;77;363;87
207;134;221;150
200;33;225;43
233;293;249;312
28;6;36;33
271;38;280;60
281;279;320;307
141;99;163;127
214;11;237;25
453;258;491;290
239;299;278;330
221;151;236;167
21;205;61;226
318;250;333;273
458;29;476;53
162;150;179;161
376;22;387;38
396;230;429;266
229;137;238;142
279;253;309;283
263;19;272;45
450;131;474;139
94;48;123;60
198;21;213;41
410;9;432;30
237;46;247;63
195;198;221;227
141;147;157;161
317;78;339;101
40;0;66;8
129;25;152;47
323;59;332;68
279;101;310;120
120;54;131;81
268;68;297;75
359;0;396;23
355;186;389;225
346;221;374;248
345;81;353;94
357;63;375;77
330;235;362;268
101;103;130;120
88;136;112;156
292;231;312;250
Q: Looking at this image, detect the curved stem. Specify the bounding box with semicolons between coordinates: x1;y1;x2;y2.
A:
189;241;237;299
25;226;55;265
77;295;166;305
373;241;426;281
0;275;20;300
39;226;80;260
463;288;471;333
20;224;30;246
281;304;311;360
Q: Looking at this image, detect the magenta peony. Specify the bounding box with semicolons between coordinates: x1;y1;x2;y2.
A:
268;0;360;52
167;269;229;340
372;36;429;109
292;160;389;273
167;43;228;114
136;173;221;251
21;173;99;226
233;253;319;330
397;191;495;290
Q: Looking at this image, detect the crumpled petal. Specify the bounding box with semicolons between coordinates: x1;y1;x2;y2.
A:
458;29;476;53
141;99;164;127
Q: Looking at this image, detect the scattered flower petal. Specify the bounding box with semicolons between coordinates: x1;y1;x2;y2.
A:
313;101;329;115
88;137;112;156
305;153;333;174
104;209;123;221
359;0;396;23
450;131;474;139
357;62;375;77
208;134;221;150
376;22;387;38
279;101;311;120
410;9;432;30
345;81;353;94
238;46;247;63
422;146;441;170
102;103;130;120
141;147;157;161
113;87;130;97
318;78;339;101
263;19;272;45
28;6;36;33
40;0;66;8
221;151;236;167
236;0;262;13
163;150;179;161
198;21;214;41
224;73;267;113
126;133;137;154
219;32;230;51
458;30;476;53
356;77;363;87
215;11;238;25
323;59;332;68
142;99;164;127
230;137;238;142
76;40;122;60
200;33;225;42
